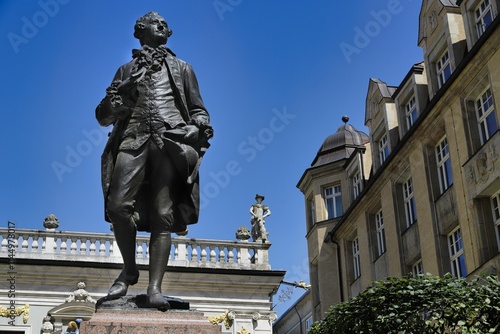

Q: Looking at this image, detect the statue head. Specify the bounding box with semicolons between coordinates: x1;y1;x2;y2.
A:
134;12;172;47
255;194;265;203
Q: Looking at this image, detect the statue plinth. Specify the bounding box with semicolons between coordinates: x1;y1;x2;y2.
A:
80;309;222;334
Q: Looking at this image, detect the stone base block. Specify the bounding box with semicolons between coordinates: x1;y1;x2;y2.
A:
80;309;222;334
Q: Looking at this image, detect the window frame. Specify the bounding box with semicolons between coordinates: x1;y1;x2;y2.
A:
436;50;452;89
375;209;386;257
412;259;424;277
448;227;467;278
435;136;453;194
475;0;494;38
352;237;361;280
476;87;498;145
352;172;361;200
324;185;343;219
403;177;417;228
405;95;418;129
378;133;389;165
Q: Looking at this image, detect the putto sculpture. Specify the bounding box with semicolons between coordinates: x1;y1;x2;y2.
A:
96;11;213;309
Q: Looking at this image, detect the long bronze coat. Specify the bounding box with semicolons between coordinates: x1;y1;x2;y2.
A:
96;48;211;233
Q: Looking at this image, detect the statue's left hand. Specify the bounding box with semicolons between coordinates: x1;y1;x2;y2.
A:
183;125;199;144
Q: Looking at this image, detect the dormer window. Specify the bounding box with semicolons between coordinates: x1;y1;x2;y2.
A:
475;0;494;38
437;50;452;89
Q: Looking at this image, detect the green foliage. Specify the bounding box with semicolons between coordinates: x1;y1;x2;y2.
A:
308;274;500;334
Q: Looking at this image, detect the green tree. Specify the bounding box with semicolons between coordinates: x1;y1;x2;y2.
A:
309;274;500;334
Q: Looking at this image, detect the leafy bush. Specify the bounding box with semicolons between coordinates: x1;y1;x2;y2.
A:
309;274;500;334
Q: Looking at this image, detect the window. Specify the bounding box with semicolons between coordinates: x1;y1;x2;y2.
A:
324;186;342;219
476;88;498;145
352;237;361;279
379;134;389;164
448;228;467;278
475;0;494;38
403;177;417;228
405;96;418;129
305;316;313;332
436;51;452;89
435;136;453;194
412;260;424;276
375;210;386;257
491;191;500;251
353;172;361;200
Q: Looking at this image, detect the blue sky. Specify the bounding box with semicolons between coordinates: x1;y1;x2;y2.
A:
0;0;424;315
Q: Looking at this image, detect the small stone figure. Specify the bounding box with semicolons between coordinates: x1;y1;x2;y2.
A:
250;194;271;242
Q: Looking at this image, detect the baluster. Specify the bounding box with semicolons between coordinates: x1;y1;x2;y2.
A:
228;248;234;263
32;236;39;253
80;238;87;255
107;239;112;256
219;248;225;263
1;238;7;252
60;238;67;254
191;244;199;262
237;247;241;263
201;244;207;262
70;238;78;255
145;240;150;259
173;241;179;260
209;246;217;263
137;242;143;258
99;239;106;256
21;235;29;253
89;238;97;256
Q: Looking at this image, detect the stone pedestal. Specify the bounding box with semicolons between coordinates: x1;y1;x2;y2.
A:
80;309;222;334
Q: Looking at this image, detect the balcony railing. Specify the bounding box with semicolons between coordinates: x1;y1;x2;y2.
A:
0;227;271;270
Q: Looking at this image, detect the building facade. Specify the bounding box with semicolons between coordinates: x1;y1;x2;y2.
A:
0;216;284;334
297;0;500;322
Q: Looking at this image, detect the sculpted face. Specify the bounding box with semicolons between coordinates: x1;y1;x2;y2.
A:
137;13;170;47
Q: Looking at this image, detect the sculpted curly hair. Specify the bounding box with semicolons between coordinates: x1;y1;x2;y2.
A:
134;12;173;40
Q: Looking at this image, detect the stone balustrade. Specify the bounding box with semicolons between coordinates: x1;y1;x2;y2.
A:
0;227;271;270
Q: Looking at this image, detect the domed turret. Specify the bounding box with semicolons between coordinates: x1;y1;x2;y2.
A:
311;116;369;167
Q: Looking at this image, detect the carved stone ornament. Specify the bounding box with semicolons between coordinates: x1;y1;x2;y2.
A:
43;213;60;229
237;326;251;334
65;282;96;303
208;310;234;330
236;226;251;240
42;315;54;333
0;304;29;324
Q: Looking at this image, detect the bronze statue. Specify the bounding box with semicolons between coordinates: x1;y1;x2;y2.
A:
96;12;213;309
